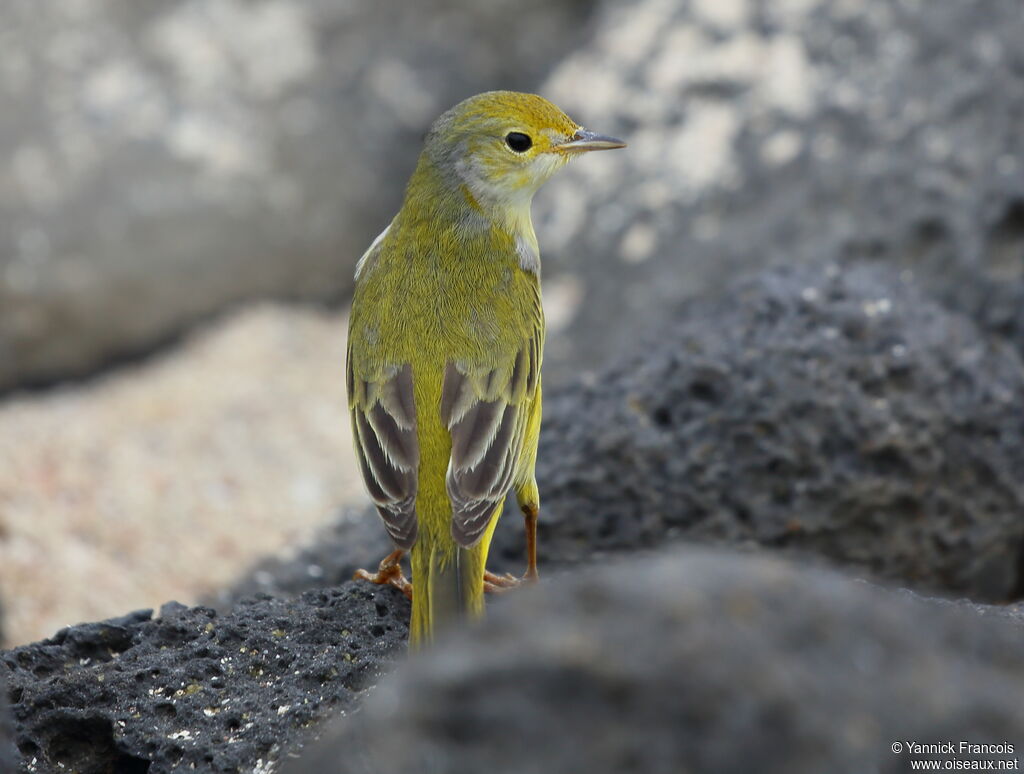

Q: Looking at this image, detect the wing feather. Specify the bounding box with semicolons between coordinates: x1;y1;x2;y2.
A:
348;353;419;550
449;396;506;471
444;325;541;547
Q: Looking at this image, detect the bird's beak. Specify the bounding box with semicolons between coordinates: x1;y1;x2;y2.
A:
555;128;627;153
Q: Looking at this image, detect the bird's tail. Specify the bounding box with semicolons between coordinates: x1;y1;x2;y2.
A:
408;512;499;647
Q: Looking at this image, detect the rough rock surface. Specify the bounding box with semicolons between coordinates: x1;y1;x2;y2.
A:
2;584;408;773
288;546;1024;774
534;0;1024;380
11;545;1024;773
0;0;590;392
0;670;15;773
227;263;1024;606
524;263;1024;601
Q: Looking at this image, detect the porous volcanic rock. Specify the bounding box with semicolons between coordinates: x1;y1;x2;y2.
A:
288;545;1024;774
2;584;408;773
534;0;1024;380
0;0;591;392
0;670;15;773
515;263;1024;601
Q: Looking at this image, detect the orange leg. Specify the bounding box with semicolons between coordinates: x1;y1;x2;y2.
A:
483;502;540;593
353;549;412;600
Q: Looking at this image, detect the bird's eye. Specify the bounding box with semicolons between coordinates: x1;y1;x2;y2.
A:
505;132;532;153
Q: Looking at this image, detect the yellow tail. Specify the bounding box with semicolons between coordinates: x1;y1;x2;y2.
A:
408;503;502;647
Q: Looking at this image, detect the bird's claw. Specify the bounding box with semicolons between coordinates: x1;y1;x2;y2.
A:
483;570;520;593
354;549;413;600
355;552;537;598
483;569;539;594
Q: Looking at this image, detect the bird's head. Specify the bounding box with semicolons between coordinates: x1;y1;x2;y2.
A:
424;91;625;211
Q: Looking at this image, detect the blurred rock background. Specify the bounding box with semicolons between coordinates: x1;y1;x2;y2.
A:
535;0;1024;380
0;0;592;392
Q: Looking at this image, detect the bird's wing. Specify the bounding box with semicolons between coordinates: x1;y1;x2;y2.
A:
441;323;542;548
347;350;420;549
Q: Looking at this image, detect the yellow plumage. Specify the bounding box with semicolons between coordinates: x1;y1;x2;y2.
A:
347;91;624;646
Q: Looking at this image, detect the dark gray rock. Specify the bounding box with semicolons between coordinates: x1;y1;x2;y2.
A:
0;0;592;392
535;0;1024;382
2;585;408;773
227;263;1024;606
288;546;1024;774
895;588;1024;628
0;670;15;774
519;262;1024;601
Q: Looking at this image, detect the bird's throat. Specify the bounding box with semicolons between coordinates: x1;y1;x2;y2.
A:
404;157;542;274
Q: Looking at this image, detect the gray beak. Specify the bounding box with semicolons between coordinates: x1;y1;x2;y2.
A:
556;128;627;152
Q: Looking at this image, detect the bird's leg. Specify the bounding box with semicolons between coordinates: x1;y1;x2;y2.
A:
483;502;541;593
353;549;413;600
522;502;540;582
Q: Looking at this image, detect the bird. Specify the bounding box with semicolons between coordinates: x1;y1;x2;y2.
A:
347;90;625;646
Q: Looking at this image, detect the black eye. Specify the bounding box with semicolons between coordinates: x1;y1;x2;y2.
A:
505;132;532;152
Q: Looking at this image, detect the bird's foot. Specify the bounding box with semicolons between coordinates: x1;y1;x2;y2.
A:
354;549;413;600
483;568;539;594
483;569;519;593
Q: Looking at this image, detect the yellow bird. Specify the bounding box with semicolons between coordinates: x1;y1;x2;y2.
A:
347;91;625;645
